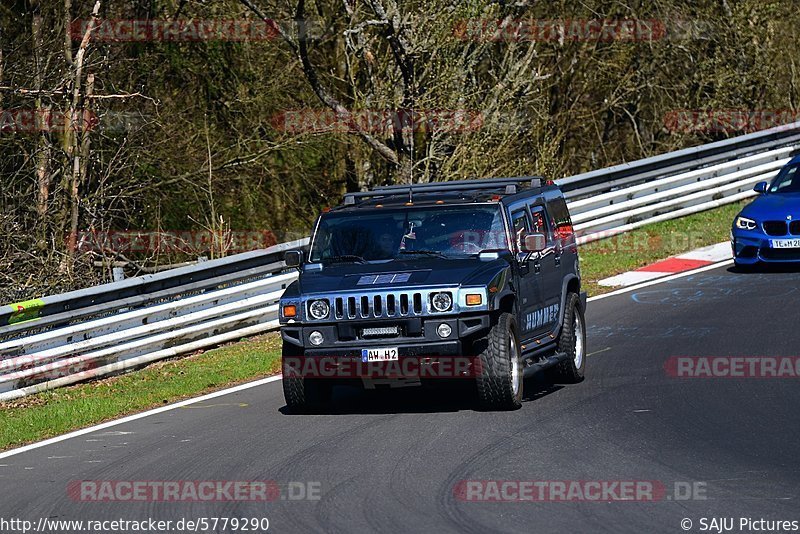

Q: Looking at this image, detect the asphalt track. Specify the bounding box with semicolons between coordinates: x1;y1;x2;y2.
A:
2;263;799;533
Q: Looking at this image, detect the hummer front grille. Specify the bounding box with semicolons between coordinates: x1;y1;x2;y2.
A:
334;292;423;319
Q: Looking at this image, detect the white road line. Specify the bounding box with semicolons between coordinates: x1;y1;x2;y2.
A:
598;270;668;287
588;260;733;302
0;375;282;460
0;259;733;460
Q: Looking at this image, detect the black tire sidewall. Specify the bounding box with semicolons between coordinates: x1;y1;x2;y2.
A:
476;312;523;410
553;292;586;382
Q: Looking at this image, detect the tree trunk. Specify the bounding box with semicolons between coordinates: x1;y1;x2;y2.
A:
65;1;100;257
31;1;52;238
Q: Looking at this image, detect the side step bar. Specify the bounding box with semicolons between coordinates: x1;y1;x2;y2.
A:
522;351;569;378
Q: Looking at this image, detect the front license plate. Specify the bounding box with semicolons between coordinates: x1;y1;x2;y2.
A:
362;347;399;362
771;239;800;249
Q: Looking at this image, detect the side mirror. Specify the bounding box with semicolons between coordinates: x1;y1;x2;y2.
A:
522;233;546;253
284;250;304;268
753;181;768;194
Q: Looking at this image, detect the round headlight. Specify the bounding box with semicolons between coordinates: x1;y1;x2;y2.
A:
437;323;452;338
308;299;330;320
431;292;453;312
309;331;324;346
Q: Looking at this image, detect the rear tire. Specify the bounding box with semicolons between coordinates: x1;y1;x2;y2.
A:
550;292;586;383
282;344;332;413
475;313;523;410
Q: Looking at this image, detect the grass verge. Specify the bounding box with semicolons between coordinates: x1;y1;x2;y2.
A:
579;201;744;296
0;333;282;451
0;201;746;450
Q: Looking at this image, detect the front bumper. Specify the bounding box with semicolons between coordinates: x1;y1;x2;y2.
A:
732;230;800;264
281;315;491;379
281;314;491;351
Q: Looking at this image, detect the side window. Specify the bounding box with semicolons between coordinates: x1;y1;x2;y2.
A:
548;197;572;227
546;196;574;241
529;206;552;241
510;209;530;252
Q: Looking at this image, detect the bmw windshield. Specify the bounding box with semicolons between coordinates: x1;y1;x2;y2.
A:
769;162;800;193
309;204;507;263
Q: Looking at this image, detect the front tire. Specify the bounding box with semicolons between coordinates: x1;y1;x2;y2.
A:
550;292;586;383
475;313;523;410
282;344;332;413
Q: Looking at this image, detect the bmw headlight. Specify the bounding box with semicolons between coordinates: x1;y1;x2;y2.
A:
735;216;757;231
308;299;330;320
430;292;453;312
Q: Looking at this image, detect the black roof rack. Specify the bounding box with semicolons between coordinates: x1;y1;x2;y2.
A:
342;176;545;206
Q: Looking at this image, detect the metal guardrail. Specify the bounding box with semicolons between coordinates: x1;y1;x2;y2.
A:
558;121;800;198
2;121;800;401
558;121;800;243
0;239;308;401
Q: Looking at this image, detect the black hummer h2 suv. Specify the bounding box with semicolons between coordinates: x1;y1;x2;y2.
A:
279;177;587;411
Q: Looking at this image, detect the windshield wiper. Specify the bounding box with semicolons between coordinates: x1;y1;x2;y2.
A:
324;255;367;264
399;249;448;258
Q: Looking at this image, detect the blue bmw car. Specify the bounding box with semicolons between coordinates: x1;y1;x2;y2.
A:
732;156;800;267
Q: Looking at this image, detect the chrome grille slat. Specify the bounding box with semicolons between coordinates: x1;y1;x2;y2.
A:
324;291;424;320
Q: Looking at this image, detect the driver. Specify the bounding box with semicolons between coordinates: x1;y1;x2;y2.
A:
376;232;399;259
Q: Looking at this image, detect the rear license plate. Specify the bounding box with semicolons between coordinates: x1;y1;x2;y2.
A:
362;347;398;362
771;239;800;249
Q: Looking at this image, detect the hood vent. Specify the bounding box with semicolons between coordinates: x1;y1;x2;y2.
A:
357;273;412;285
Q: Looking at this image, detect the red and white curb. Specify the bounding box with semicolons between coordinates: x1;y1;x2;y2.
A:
598;242;732;287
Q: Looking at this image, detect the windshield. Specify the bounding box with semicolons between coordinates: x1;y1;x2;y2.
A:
769;163;800;193
309;204;507;263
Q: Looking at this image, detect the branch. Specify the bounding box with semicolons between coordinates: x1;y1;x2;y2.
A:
366;0;414;104
240;0;399;167
238;0;298;55
342;19;387;36
295;0;398;165
0;86;67;96
87;91;155;103
127;140;300;193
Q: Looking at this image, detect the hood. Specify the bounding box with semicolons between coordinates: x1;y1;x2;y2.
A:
740;193;800;221
295;256;510;295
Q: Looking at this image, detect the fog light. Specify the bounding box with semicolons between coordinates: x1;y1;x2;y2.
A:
437;323;452;338
309;330;324;346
